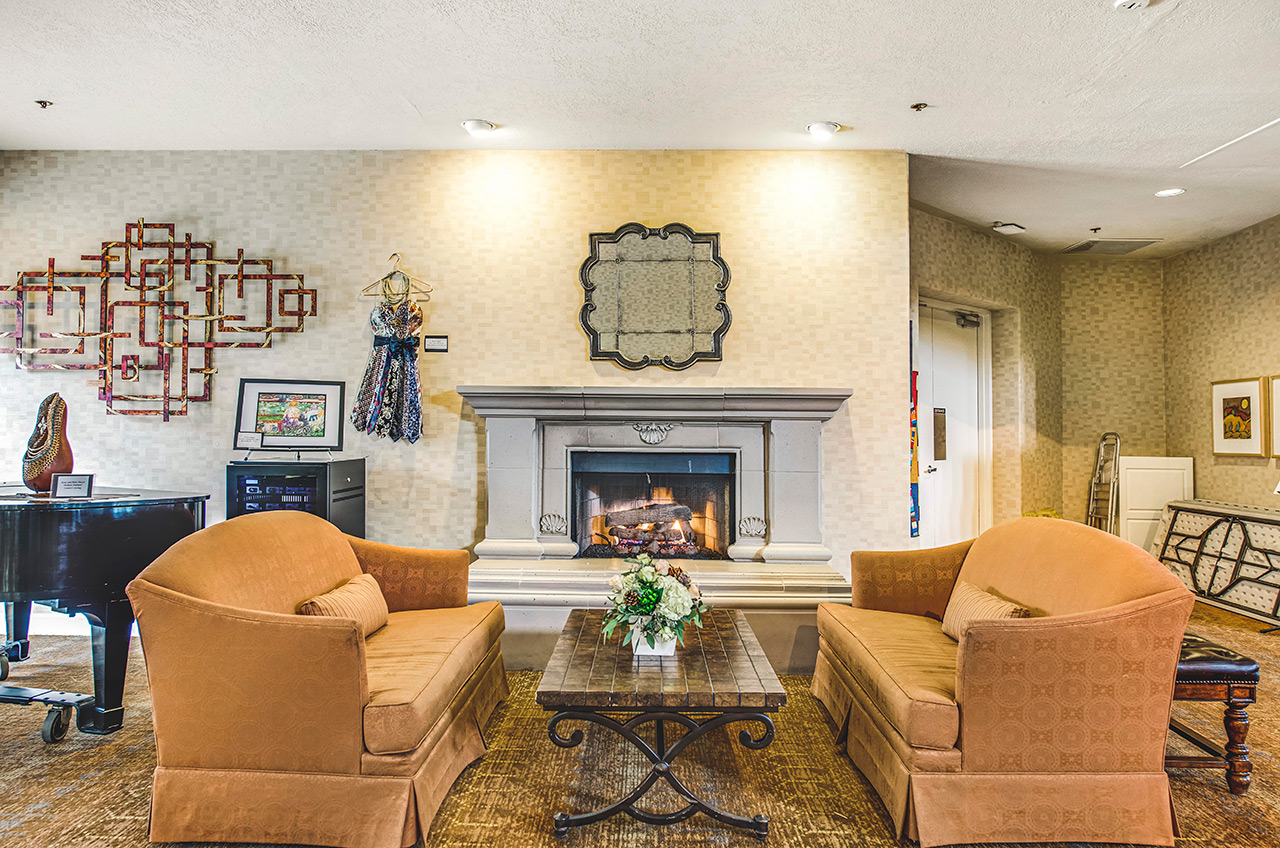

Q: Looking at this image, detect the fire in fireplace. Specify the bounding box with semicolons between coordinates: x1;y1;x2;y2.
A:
571;452;734;560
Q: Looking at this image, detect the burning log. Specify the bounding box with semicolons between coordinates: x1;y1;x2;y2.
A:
605;504;692;526
609;526;685;542
605;502;698;555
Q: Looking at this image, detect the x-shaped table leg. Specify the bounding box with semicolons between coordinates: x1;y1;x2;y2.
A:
548;709;775;840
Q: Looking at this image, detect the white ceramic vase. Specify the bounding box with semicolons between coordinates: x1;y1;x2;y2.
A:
630;630;677;656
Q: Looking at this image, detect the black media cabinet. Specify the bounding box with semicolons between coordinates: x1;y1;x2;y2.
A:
226;458;365;538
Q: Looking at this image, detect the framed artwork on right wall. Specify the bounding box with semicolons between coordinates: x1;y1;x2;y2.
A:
1211;377;1268;457
1270;375;1280;458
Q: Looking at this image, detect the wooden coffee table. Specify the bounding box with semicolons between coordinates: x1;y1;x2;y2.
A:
536;608;786;841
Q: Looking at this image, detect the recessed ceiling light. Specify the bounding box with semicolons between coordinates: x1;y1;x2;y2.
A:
461;119;497;136
1154;188;1186;197
992;222;1026;235
806;121;842;141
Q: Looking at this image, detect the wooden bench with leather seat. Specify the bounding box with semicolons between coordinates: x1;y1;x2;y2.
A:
1168;631;1259;795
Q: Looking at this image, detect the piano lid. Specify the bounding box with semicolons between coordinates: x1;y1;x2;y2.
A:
0;484;209;511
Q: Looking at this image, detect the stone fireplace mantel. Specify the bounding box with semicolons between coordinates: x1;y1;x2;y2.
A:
456;385;854;673
459;385;856;422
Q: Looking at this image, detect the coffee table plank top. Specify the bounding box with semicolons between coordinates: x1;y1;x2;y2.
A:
536;608;786;711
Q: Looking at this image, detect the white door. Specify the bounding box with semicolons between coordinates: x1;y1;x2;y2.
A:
1117;456;1194;551
917;303;991;548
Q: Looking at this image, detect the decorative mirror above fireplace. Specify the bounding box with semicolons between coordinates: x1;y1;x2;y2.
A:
579;222;731;371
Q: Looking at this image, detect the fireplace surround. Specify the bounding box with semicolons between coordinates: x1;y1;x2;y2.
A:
456;386;854;672
458;386;852;563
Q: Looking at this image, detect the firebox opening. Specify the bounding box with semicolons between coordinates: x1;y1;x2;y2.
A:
571;452;735;560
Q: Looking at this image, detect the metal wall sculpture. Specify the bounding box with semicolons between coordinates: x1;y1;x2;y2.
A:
1152;499;1280;627
0;220;317;420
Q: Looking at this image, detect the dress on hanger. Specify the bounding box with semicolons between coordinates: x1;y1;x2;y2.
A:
350;299;423;443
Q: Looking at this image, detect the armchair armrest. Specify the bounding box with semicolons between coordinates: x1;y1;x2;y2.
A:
850;539;972;620
955;588;1194;773
346;536;470;611
126;579;368;774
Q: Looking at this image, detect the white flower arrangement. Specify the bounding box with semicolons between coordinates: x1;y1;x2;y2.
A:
602;552;710;649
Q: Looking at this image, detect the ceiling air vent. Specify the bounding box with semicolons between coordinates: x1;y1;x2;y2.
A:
1060;238;1161;256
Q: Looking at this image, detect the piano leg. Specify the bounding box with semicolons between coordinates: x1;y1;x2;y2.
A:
78;599;133;734
4;601;32;662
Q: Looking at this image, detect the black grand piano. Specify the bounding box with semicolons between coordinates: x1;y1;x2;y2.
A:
1;485;207;741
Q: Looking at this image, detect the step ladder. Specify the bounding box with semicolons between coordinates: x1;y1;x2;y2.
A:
1087;432;1121;535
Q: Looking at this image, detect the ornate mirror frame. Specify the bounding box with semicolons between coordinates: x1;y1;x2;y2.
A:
579;222;731;371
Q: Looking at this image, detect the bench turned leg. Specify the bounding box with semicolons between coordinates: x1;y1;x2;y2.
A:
1224;698;1252;795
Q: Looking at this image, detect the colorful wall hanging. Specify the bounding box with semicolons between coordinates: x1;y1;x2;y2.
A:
350;257;424;444
909;321;920;537
0;219;317;420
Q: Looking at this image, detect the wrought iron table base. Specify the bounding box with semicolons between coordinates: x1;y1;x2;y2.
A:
548;709;774;841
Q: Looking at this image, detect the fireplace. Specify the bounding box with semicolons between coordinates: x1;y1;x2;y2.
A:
458;386;852;563
457;386;855;676
571;452;734;559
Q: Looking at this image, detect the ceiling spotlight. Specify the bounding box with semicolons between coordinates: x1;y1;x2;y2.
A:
34;100;52;109
806;121;842;141
461;119;497;136
992;222;1026;235
1154;187;1186;197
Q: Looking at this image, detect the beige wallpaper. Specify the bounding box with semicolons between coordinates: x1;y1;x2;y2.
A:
1164;212;1280;507
909;208;1062;522
0;149;911;574
1059;259;1166;522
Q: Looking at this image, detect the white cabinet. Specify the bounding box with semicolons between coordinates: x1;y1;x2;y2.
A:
1117;456;1194;550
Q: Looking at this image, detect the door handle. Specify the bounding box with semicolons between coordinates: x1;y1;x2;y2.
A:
924;465;938;474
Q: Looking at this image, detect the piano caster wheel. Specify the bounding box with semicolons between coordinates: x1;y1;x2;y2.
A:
0;653;8;681
42;706;72;743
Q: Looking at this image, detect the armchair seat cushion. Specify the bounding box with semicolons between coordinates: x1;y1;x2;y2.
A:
363;600;505;755
817;603;959;750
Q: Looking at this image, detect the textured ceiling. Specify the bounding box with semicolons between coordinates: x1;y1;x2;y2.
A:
3;0;1278;256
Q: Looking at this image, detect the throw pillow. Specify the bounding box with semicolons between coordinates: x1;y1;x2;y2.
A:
297;572;388;637
941;580;1028;640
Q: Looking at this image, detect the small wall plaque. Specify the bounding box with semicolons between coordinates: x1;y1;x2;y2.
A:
422;335;449;353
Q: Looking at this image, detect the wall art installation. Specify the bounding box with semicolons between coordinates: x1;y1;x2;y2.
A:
579;222;730;371
1210;377;1268;457
0;219;318;421
350;256;425;444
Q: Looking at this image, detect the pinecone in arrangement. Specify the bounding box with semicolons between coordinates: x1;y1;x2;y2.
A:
624;590;641;608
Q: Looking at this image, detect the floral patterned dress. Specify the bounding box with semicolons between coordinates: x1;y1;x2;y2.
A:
350;299;423;443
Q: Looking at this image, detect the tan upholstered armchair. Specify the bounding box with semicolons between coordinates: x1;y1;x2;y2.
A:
812;518;1194;847
126;512;507;848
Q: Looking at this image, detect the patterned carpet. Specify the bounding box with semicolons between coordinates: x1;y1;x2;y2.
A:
1;604;1277;848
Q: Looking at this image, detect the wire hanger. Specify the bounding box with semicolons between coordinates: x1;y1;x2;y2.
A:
360;253;433;304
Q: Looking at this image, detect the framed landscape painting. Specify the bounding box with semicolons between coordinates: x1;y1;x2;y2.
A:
1211;377;1267;457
